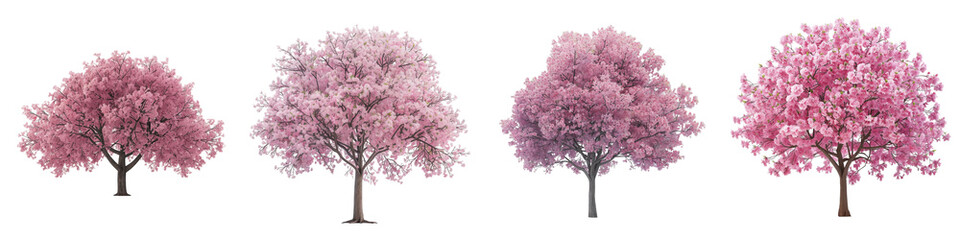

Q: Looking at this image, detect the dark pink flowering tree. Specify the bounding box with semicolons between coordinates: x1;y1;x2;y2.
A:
253;27;466;224
20;51;225;196
502;27;702;218
733;19;948;217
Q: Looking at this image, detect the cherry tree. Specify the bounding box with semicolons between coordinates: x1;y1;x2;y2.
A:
501;27;702;218
253;27;466;224
733;19;948;216
20;51;225;196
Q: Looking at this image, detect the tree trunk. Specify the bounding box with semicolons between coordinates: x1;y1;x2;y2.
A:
587;176;598;218
343;169;375;224
837;170;851;217
114;156;130;196
114;169;130;196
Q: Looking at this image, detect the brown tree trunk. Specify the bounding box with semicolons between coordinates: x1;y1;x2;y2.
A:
114;169;130;196
837;170;851;217
587;175;598;218
343;169;375;224
114;156;130;196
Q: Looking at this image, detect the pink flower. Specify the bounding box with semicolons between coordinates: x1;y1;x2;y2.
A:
20;51;224;193
733;19;947;216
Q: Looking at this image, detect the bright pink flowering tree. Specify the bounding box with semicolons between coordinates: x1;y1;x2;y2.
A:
733;19;948;217
252;27;466;224
20;51;225;196
502;27;702;218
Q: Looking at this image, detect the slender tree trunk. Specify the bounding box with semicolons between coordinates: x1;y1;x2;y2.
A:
343;169;375;224
115;156;130;196
587;175;598;218
837;169;851;217
351;171;364;220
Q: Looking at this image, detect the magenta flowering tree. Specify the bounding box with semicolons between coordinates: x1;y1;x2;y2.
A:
501;27;702;218
733;19;948;217
252;27;466;224
19;51;225;196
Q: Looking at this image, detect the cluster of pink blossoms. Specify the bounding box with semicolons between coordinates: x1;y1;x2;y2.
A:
502;26;702;176
252;27;467;183
20;51;224;177
734;19;947;184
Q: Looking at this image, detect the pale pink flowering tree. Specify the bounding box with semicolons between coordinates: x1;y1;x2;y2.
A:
502;27;702;218
20;51;225;196
253;27;466;224
733;19;948;217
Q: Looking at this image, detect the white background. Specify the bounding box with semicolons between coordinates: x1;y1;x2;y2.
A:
1;0;957;239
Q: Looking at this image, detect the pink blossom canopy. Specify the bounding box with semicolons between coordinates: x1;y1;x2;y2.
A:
733;19;948;184
502;26;702;176
252;27;467;183
20;51;225;177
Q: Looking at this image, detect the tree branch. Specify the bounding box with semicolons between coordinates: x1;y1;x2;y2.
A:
125;154;143;172
101;149;120;170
